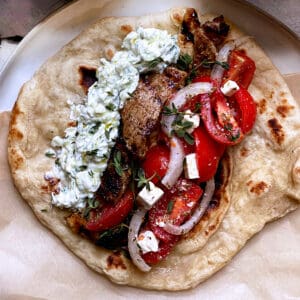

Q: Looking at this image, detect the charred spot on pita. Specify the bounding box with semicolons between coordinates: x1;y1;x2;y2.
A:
78;66;97;94
267;118;285;145
249;181;269;196
258;98;267;114
107;251;127;270
276;103;294;118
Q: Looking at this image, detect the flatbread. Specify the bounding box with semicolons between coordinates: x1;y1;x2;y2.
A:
8;8;300;290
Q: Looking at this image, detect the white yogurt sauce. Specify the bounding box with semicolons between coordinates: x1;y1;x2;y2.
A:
46;27;180;210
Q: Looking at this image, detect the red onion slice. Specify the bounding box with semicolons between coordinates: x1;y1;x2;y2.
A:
163;179;215;235
128;208;151;272
211;41;235;85
161;136;185;189
161;82;213;136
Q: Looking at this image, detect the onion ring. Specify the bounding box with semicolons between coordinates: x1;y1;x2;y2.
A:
211;41;235;85
163;179;215;235
161;136;185;189
128;208;151;272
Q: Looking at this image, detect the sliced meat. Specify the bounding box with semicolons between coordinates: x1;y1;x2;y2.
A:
177;33;194;60
202;15;230;47
144;66;187;104
96;140;131;203
122;68;187;158
121;79;162;158
181;8;217;76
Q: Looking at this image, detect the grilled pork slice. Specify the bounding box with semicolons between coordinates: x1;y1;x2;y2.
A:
121;68;187;158
121;79;162;158
202;15;230;47
181;8;217;75
96;140;131;203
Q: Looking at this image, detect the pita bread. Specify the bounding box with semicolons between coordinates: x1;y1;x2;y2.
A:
8;8;300;290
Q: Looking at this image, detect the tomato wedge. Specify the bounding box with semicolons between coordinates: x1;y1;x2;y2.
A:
200;92;244;145
232;87;257;134
142;237;179;265
142;144;170;184
193;126;225;182
143;179;202;265
85;190;134;232
225;50;255;89
148;179;202;243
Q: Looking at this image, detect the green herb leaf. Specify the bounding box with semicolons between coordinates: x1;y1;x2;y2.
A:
147;58;163;69
162;103;179;116
184;132;195;145
86;149;98;156
229;131;241;142
76;165;88;172
215;60;229;70
106;103;115;111
45;151;56;158
186;59;229;84
83;197;100;218
135;168;156;191
89;122;102;134
224;123;233;131
40;209;48;212
88;170;94;177
167;201;174;214
193;102;201;113
113;150;125;176
88;197;99;209
98;223;129;240
176;53;193;71
105;128;112;139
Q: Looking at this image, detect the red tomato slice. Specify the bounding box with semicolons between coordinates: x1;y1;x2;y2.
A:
168;179;203;224
148;192;175;243
142;237;179;265
200;92;244;145
144;179;203;265
225;50;256;89
85;190;134;232
193;126;225;182
148;179;202;242
232;87;257;134
192;75;212;83
142;144;170;184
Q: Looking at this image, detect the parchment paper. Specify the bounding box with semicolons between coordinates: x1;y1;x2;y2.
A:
0;75;300;300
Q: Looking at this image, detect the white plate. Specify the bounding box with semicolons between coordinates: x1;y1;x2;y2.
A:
0;0;300;111
1;1;300;298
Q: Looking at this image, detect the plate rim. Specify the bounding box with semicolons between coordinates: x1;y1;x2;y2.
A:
0;0;299;79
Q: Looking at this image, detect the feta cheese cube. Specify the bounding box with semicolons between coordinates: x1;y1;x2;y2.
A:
184;153;200;179
220;80;240;97
137;230;159;254
137;181;164;209
183;110;200;134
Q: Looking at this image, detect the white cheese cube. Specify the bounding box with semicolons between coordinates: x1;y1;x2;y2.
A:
137;181;164;209
183;110;200;134
137;230;159;254
220;80;240;97
184;153;200;179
